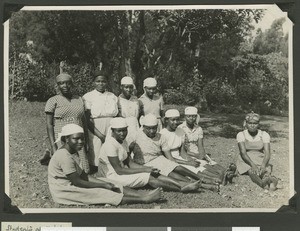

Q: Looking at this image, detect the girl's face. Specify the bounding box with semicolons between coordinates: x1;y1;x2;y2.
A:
66;133;85;153
167;117;180;131
143;125;158;138
121;84;134;98
57;77;72;95
185;115;197;126
94;76;107;93
145;86;156;98
246;120;259;133
112;127;128;142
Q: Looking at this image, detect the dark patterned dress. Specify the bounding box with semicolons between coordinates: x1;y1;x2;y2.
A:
45;94;90;173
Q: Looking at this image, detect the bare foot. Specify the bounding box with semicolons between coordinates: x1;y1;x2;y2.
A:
269;176;278;191
143;188;163;203
181;180;200;192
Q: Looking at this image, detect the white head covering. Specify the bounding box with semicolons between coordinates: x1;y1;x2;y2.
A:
165;109;180;118
185;106;198;115
140;113;158;126
110;117;128;128
55;124;84;143
143;77;157;88
121;76;134;85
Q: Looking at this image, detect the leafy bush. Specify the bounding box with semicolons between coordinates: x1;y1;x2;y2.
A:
205;80;237;110
9;58;95;101
9;57;56;101
164;88;186;105
62;63;94;96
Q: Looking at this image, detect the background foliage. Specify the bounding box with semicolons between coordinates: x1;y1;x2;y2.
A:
9;10;289;115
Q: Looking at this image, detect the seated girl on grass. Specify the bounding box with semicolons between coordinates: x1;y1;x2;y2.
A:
236;112;278;191
161;108;235;188
48;123;162;206
98;117;203;193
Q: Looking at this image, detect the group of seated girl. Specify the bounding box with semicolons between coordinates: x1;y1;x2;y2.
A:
45;71;278;206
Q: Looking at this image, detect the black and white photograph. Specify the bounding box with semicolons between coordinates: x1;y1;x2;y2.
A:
4;4;293;213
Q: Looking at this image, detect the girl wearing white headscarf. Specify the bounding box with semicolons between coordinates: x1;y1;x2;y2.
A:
48;124;163;205
117;76;141;145
138;77;164;131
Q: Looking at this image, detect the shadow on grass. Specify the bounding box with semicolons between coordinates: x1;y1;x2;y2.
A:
199;113;288;139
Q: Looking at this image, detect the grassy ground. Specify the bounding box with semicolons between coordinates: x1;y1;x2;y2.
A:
8;101;291;210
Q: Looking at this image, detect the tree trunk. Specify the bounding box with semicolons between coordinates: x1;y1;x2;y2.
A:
133;11;146;96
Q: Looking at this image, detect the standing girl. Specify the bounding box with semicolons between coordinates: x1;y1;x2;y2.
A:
44;73;89;173
117;76;141;146
138;77;164;131
83;71;119;167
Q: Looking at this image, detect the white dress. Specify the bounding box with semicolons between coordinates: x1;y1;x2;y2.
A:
160;128;206;173
118;95;140;145
83;90;118;166
98;137;150;188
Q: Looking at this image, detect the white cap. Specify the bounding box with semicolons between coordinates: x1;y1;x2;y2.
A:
185;106;198;115
110;117;128;128
121;76;134;85
143;77;157;88
55;124;84;143
165;109;180;118
140;113;158;126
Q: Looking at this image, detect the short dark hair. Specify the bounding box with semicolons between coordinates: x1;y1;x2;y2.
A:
93;70;108;81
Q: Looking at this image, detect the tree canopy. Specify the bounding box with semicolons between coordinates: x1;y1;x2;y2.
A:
9;9;289;115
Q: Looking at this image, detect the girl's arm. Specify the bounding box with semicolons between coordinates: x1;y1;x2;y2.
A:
81;113;90;155
127;157;159;174
197;138;206;160
261;143;271;173
238;142;259;175
180;144;193;160
159;97;165;126
117;99;122;117
163;149;199;167
173;146;200;167
138;100;144;119
85;110;106;143
108;156;152;175
46;113;57;154
66;171;120;192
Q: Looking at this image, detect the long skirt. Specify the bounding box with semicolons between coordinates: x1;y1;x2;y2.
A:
49;177;123;205
236;150;271;175
88;117;113;166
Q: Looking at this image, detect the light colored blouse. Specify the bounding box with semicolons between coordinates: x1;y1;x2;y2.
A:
178;121;204;154
118;95;140;118
160;128;185;158
83;90;118;118
98;137;129;177
236;130;270;143
138;93;164;118
133;129;170;164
